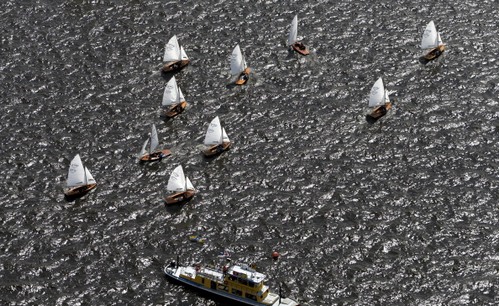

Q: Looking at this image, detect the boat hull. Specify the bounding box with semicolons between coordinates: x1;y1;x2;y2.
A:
291;42;310;56
366;103;391;124
164;190;196;205
64;183;97;201
162;60;190;73
234;68;251;85
163;101;188;118
202;142;231;157
419;45;445;65
139;149;171;162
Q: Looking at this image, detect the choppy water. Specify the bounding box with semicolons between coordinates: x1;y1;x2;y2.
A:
1;0;498;305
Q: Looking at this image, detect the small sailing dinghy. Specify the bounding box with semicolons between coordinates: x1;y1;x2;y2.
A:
230;45;251;85
138;124;171;162
419;21;445;65
64;154;97;200
201;116;231;157
164;165;196;205
365;77;393;124
288;15;310;56
161;76;188;118
162;35;190;73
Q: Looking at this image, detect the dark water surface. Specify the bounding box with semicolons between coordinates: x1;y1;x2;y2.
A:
1;0;498;305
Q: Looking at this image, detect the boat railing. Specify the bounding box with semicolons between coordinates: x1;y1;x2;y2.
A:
196;265;224;282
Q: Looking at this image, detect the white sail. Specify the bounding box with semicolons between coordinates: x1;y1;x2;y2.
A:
222;128;230;143
230;45;246;76
288;15;298;46
383;90;390;103
421;21;439;49
139;139;149;159
436;32;443;46
163;35;180;62
150;124;159;153
204;116;223;146
368;77;385;107
178;87;185;104
67;154;86;187
84;167;96;185
162;77;180;107
185;177;195;191
167;165;186;193
180;46;188;60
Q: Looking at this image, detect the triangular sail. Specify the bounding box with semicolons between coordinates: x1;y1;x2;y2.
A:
421;21;438;49
222;128;230;143
288;15;298;46
230;45;245;76
167;165;186;193
241;55;247;71
162;77;180;107
84;167;96;185
163;35;180;62
178;87;185;104
383;90;390;103
185;177;195;191
67;154;86;187
368;77;385;107
436;32;443;46
180;46;188;60
204;116;223;146
139;139;149;158
150;124;159;153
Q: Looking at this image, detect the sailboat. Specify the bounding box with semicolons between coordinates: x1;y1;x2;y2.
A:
162;35;190;73
64;154;97;200
365;77;393;124
164;165;196;205
202;116;231;157
419;21;445;65
138;124;171;162
288;15;310;56
161;76;188;118
230;45;251;85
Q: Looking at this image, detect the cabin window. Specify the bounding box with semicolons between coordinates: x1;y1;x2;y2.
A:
245;293;257;301
231;289;242;296
239;279;248;286
200;277;204;284
218;284;228;291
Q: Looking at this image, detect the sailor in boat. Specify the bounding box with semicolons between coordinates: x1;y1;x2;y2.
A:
371;103;391;118
237;71;249;84
425;45;445;61
173;103;185;114
293;41;306;51
147;151;166;160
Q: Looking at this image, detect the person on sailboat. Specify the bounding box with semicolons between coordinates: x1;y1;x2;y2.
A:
294;42;306;51
372;104;390;117
239;73;249;83
173;103;184;114
216;144;224;153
